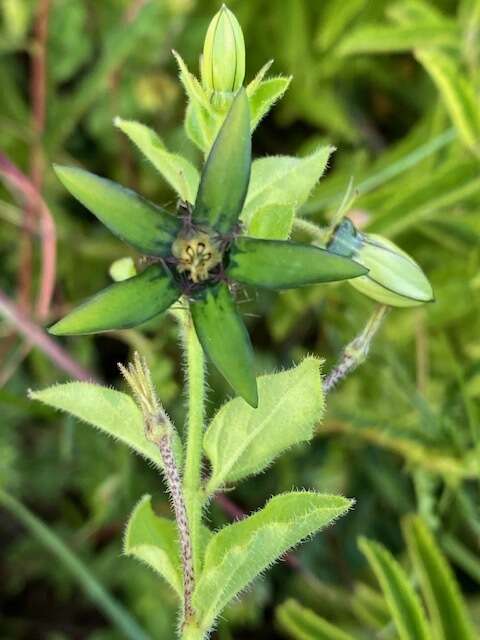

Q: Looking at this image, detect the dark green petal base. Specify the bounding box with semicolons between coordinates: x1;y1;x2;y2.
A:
49;264;180;335
190;283;258;407
228;237;368;289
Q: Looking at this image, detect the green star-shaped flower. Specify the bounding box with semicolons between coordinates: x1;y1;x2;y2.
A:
50;89;367;407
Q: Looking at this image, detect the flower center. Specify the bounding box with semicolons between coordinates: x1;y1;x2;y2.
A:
171;230;223;283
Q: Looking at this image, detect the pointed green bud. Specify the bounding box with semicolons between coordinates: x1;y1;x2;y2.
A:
327;218;434;308
200;4;245;94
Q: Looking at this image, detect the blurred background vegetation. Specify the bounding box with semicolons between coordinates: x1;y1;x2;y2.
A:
1;0;479;638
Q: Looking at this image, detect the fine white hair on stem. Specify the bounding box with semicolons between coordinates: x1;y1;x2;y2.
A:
119;352;195;625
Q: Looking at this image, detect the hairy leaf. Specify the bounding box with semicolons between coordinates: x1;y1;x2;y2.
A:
193;492;352;629
29;383;180;471
242;147;334;225
172;50;211;112
247;203;295;240
114;118;200;203
359;537;431;640
249;76;292;130
125;495;183;597
204;357;323;493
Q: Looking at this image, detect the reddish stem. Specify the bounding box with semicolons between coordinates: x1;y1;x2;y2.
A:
18;0;54;319
0;287;98;384
0;153;56;321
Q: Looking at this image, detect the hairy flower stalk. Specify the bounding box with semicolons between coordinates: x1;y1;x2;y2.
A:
324;305;389;394
119;353;195;624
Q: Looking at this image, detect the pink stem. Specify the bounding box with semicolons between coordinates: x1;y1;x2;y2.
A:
0;288;99;383
0;153;57;321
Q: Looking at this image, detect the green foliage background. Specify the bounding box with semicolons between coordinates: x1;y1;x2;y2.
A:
0;0;479;638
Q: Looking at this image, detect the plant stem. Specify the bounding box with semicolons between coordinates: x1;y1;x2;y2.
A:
181;310;206;580
0;286;98;383
324;304;388;394
293;217;329;246
157;431;195;621
119;354;195;623
181;623;204;640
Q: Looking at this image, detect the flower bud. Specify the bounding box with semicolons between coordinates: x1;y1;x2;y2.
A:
109;257;136;282
327;217;434;307
200;4;245;94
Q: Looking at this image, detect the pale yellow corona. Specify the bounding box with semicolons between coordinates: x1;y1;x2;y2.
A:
171;231;222;283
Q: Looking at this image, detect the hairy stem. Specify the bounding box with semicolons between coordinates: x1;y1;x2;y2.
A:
158;430;195;621
119;354;195;624
181;310;206;580
181;623;204;640
324;305;389;394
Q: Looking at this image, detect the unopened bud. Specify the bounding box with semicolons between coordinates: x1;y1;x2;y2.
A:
109;257;136;282
327;218;434;307
200;4;245;94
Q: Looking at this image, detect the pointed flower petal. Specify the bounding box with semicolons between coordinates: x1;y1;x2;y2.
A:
228;237;368;289
54;165;181;256
193;88;251;233
49;264;180;335
190;283;258;407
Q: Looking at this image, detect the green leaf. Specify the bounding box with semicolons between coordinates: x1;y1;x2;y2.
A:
316;0;367;51
249;76;292;130
403;515;476;640
338;24;459;55
247;203;295;240
0;489;149;640
204;357;323;493
246;59;274;96
193;88;251;233
172;50;212;112
415;50;480;155
124;495;183;598
54;165;181;256
29;383;168;471
193;492;352;630
228;238;367;290
241;146;334;226
47;1;159;151
184;102;217;153
49;264;180;335
191;283;257;407
277;599;356;640
358;537;431;640
365;158;480;237
114;118;200;203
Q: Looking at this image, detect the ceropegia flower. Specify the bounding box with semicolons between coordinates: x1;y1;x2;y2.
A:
327;217;434;308
49;90;366;407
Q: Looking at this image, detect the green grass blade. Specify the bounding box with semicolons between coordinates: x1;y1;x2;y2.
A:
359;537;431;640
403;515;476;640
0;489;149;640
277;599;356;640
